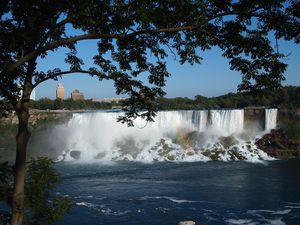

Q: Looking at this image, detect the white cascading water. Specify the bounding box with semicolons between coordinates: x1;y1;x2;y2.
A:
265;109;278;131
56;109;274;162
192;110;208;132
208;110;244;135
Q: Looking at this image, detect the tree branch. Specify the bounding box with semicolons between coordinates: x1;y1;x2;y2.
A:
33;70;96;88
7;26;195;73
7;8;277;73
44;16;74;39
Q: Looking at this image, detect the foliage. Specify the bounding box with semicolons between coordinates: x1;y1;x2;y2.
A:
285;122;300;140
1;0;300;122
25;86;300;111
0;125;17;158
0;100;13;117
0;162;13;203
24;158;72;225
29;98;115;110
158;86;300;110
11;85;297;111
0;158;72;225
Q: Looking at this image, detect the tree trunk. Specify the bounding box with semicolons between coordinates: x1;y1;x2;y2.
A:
11;83;32;225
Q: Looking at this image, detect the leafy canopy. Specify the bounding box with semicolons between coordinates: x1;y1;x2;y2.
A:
0;0;299;123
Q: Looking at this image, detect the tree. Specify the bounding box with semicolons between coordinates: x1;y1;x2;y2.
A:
0;0;299;224
53;98;64;110
0;158;72;225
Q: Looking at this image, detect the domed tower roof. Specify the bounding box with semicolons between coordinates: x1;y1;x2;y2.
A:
57;82;64;87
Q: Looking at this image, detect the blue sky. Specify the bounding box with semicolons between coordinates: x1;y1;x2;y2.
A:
35;38;300;100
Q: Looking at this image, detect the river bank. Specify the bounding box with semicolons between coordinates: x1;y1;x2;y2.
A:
0;109;85;126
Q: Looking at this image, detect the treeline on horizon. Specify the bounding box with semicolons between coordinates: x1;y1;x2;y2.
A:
29;98;115;110
158;85;300;110
1;86;299;112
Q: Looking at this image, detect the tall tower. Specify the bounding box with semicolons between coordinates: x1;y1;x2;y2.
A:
56;82;65;99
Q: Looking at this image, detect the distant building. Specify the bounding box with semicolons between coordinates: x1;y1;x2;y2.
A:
92;97;125;103
56;82;65;99
92;98;102;102
71;89;84;101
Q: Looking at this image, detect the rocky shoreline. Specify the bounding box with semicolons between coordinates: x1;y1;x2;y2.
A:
0;109;82;126
256;129;300;159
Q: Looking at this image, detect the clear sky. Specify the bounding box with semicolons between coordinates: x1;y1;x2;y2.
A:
35;38;300;100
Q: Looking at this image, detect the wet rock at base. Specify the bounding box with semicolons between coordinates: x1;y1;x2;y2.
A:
70;150;81;160
94;152;106;159
115;138;143;158
219;136;238;149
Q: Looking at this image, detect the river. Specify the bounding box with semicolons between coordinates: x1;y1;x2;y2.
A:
56;160;300;225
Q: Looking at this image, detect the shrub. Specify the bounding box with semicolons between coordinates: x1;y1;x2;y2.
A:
0;158;72;225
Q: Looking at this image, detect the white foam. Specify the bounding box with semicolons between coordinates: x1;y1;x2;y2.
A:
225;219;256;225
139;196;197;204
284;202;300;205
285;206;300;209
274;209;291;215
264;218;285;225
76;201;131;216
76;202;96;208
55;110;276;162
247;209;291;215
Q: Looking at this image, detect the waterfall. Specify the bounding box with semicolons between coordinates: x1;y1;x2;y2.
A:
265;109;278;131
208;110;244;135
192;110;208;132
54;109;275;162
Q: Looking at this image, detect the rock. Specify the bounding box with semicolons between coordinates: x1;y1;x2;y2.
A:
230;148;246;160
156;139;173;156
70;150;81;160
256;129;300;159
94;152;106;159
115;138;142;158
219;136;238;149
167;155;176;161
178;221;196;225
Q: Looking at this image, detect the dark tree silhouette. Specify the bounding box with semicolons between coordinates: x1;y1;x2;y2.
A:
0;0;299;224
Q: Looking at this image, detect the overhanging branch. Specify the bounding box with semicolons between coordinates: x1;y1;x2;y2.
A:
33;70;96;88
8;7;288;73
8;26;196;73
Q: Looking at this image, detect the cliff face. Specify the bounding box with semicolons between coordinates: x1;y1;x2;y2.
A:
244;107;300;130
244;107;266;130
